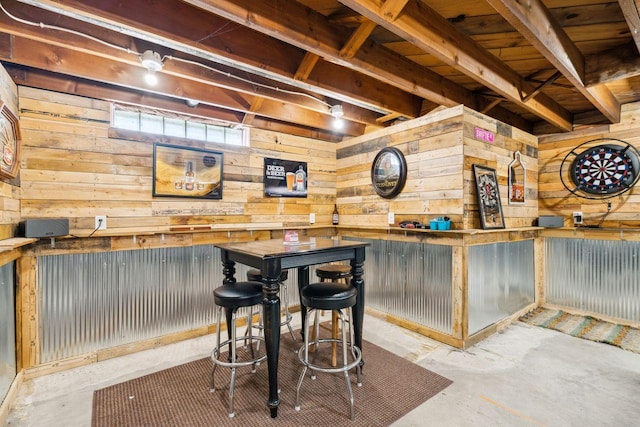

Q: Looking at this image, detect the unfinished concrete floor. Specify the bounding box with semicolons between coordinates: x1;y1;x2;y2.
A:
6;314;640;426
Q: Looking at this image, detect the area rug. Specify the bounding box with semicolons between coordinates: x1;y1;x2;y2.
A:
520;307;640;354
92;331;452;426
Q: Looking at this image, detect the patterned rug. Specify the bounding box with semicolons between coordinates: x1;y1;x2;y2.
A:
520;307;640;354
92;330;452;426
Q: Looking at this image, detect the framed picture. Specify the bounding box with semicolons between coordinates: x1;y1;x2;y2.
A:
508;151;526;205
264;157;307;198
0;103;20;178
153;143;223;199
370;147;407;199
473;164;505;229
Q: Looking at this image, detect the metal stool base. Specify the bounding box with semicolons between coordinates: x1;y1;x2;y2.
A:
295;307;362;420
210;305;266;418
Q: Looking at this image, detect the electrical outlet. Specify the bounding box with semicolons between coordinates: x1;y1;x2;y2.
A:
388;212;395;225
309;213;315;224
95;215;107;230
573;211;583;225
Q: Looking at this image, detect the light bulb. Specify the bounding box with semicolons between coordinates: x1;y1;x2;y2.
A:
333;117;345;130
144;72;158;85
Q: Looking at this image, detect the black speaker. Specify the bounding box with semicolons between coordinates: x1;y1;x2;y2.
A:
18;219;69;238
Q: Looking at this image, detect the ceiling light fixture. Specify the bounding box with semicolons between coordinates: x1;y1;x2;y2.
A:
330;104;344;118
140;50;163;85
330;104;345;130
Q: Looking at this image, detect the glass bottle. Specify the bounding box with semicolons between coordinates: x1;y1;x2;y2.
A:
184;161;195;191
294;165;306;191
332;204;339;225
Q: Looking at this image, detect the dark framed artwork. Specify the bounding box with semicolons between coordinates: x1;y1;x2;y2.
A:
0;103;20;178
473;164;505;229
264;157;307;198
371;147;407;199
153;143;223;199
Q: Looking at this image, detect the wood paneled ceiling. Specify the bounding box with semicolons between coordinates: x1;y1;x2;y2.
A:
1;0;640;141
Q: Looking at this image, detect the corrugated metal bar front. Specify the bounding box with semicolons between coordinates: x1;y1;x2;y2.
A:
0;262;15;403
546;238;640;322
38;245;304;363
39;246;221;363
468;240;535;335
344;237;453;334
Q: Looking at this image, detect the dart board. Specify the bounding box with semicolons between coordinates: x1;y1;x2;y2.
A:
561;138;640;199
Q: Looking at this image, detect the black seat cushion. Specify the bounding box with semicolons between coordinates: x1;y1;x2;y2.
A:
300;282;357;310
315;264;351;280
214;281;263;308
247;268;288;282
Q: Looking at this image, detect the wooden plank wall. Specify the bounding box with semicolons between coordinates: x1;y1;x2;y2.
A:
462;108;539;229
538;101;640;228
336;105;539;230
0;65;20;240
18;87;337;235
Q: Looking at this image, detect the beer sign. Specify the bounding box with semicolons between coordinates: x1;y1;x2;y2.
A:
264;157;308;198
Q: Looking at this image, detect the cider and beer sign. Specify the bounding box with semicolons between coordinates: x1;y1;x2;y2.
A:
264;157;307;198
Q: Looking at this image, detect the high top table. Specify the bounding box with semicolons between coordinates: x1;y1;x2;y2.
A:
214;237;368;418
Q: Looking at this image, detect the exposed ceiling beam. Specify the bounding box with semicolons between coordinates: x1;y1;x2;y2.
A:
339;19;377;59
618;0;640;52
182;0;476;108
585;41;640;86
487;0;620;123
5;64;343;141
293;52;320;81
340;0;573;131
13;0;421;119
380;0;410;21
181;0;538;131
0;36;365;136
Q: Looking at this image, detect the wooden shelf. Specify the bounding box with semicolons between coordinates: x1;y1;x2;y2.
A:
0;237;38;250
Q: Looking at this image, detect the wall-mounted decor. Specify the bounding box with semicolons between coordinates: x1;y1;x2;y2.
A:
153;143;223;199
371;147;407;199
473;164;505;229
264;158;307;198
0;103;20;178
508;151;526;205
560;138;640;200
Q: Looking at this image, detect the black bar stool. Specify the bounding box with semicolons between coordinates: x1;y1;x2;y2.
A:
246;268;296;342
314;264;352;366
210;281;267;418
295;281;362;420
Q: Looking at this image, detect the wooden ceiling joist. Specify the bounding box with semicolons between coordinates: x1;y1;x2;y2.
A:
340;0;573;131
487;0;621;123
13;0;420;120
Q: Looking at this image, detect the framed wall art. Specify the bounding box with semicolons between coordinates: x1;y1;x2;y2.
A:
508;151;526;205
152;143;223;199
473;164;505;229
0;103;20;178
370;147;407;199
264;157;307;198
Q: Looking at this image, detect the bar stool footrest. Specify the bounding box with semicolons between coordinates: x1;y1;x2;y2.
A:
212;336;267;369
297;339;361;374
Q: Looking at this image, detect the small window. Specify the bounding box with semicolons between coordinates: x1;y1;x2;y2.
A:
164;117;186;138
140;113;163;134
225;128;244;145
113;110;140;131
186;122;206;140
112;105;247;146
207;125;225;143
